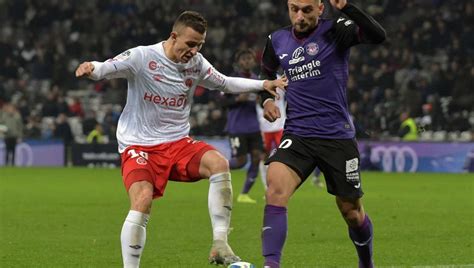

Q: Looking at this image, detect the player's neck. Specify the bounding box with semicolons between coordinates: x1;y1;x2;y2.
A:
293;24;318;40
162;40;179;63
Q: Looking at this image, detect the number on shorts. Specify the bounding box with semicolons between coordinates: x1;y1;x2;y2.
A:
279;139;293;149
127;149;149;160
230;137;240;149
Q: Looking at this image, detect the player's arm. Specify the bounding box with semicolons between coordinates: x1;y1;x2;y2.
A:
329;0;386;49
198;57;286;98
75;49;143;80
258;35;280;108
258;35;283;122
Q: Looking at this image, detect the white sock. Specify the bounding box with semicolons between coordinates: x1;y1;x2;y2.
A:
121;210;150;268
259;161;268;190
208;172;233;242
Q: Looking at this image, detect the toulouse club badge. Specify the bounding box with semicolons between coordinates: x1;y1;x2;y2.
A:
305;42;319;56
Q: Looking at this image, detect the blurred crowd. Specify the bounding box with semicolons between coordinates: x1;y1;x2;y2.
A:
0;0;472;144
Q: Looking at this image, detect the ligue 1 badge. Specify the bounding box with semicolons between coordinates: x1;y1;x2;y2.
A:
305;42;319;56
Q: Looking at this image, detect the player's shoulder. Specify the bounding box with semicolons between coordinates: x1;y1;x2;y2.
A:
132;44;158;55
269;25;292;40
329;16;355;31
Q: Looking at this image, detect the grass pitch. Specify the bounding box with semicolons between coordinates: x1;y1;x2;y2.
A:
0;168;473;267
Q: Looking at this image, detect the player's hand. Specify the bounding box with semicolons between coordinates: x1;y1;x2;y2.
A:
263;100;281;122
75;62;95;77
330;0;347;10
263;76;288;100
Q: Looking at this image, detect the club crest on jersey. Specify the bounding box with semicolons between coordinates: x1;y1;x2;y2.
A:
289;47;305;65
185;78;193;88
149;61;157;70
305;42;319;56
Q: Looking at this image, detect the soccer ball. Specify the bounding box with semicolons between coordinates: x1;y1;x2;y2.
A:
228;261;255;268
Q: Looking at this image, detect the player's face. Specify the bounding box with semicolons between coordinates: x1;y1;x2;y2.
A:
171;26;206;63
238;53;255;71
287;0;324;33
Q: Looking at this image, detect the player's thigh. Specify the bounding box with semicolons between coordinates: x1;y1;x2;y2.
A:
316;139;364;199
121;145;171;199
247;132;264;151
170;138;221;180
266;133;317;182
266;161;301;195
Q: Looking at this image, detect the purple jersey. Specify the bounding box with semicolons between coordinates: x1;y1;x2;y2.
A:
265;19;355;139
225;71;260;134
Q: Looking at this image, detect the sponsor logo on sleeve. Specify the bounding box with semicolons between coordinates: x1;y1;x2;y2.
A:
113;50;131;61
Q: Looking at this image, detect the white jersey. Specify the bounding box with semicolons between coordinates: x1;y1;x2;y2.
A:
90;42;265;152
256;88;286;133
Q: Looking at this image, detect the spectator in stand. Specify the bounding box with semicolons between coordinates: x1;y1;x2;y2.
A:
0;103;24;166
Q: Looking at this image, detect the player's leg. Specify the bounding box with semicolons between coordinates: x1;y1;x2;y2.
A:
336;197;373;268
263;162;300;268
120;147;159;268
228;135;248;169
318;139;373;267
260;130;283;191
121;180;153;268
198;149;241;265
262;134;314;268
239;132;264;202
311;167;324;188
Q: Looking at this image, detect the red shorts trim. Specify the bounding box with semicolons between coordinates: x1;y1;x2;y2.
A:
121;137;216;199
262;130;283;153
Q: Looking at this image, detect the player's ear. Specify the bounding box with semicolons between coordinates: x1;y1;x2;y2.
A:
170;31;178;41
318;2;324;16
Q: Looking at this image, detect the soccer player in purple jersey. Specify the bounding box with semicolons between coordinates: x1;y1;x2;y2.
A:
224;49;266;204
258;0;385;267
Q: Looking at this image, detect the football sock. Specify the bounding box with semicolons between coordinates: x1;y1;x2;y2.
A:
241;162;258;193
121;210;149;268
259;161;268;190
262;205;287;265
209;172;233;242
349;214;374;268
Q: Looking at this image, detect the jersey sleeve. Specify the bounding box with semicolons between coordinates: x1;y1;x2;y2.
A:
328;16;360;49
198;56;264;93
259;35;280;106
89;47;144;80
260;35;280;80
329;3;386;50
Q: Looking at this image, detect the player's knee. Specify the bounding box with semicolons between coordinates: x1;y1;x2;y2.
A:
265;184;290;206
340;208;363;226
208;153;230;174
129;182;153;213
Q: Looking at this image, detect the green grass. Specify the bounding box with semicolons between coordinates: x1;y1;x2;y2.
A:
0;168;473;267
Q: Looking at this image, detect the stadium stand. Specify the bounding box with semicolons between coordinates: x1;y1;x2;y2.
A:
0;0;472;143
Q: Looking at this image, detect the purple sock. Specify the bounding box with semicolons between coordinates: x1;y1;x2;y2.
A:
262;205;287;267
241;162;258;193
349;215;374;268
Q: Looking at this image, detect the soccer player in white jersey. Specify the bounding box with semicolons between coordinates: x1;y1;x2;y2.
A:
256;86;286;189
75;11;287;268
